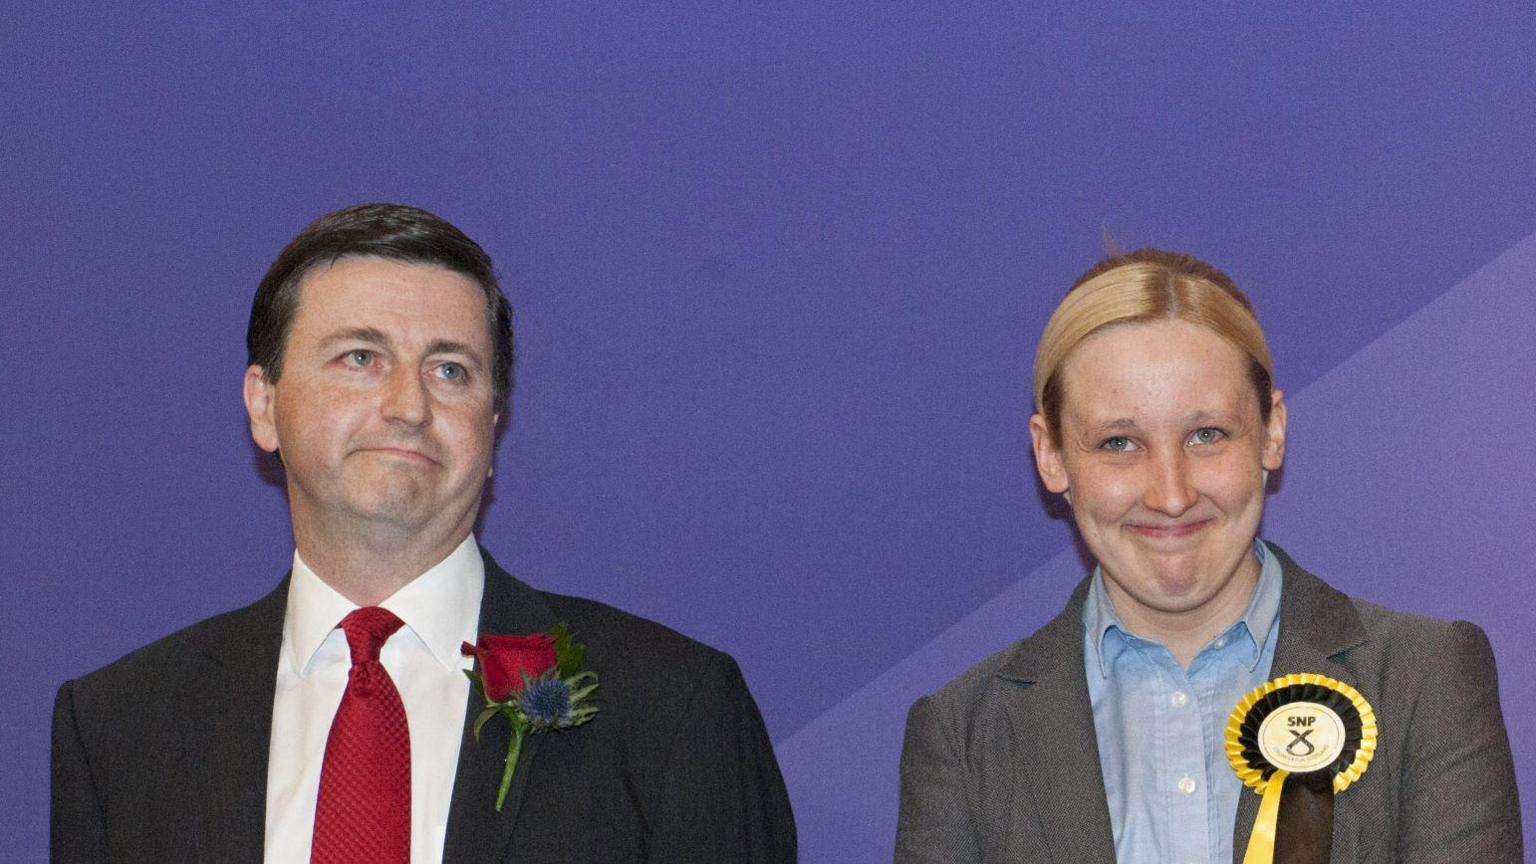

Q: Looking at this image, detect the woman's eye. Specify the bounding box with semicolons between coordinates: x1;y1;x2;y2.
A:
1190;427;1223;445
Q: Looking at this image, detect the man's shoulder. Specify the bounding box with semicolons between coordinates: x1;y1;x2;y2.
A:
480;550;735;678
531;587;736;679
64;582;285;702
506;584;765;754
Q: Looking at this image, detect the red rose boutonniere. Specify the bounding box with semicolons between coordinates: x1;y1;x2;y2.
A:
460;623;598;810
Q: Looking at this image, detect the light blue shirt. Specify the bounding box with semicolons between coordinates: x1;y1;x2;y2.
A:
1082;540;1282;864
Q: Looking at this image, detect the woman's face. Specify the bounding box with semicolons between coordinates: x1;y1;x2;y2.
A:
1029;318;1287;630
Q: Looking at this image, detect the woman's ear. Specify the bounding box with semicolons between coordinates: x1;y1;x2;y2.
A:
1262;388;1287;471
1030;414;1071;495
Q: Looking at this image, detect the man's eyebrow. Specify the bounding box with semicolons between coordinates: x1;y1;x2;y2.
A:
425;339;486;366
320;327;393;350
1092;417;1139;432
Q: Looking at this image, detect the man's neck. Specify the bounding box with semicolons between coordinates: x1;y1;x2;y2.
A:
292;521;474;607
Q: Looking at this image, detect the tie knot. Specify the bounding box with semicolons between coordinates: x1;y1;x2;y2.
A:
339;607;405;665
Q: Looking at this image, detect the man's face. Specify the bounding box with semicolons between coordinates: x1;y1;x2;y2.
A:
244;256;498;543
1029;318;1286;627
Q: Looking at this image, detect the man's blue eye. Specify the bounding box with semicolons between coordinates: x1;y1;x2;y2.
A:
348;350;373;365
1102;436;1132;451
439;363;465;380
1191;428;1222;445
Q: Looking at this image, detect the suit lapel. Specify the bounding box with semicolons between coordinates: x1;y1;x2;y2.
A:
995;581;1118;863
180;579;288;864
1232;546;1370;864
441;551;561;864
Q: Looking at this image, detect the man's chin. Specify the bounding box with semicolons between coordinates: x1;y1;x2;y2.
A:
337;491;437;530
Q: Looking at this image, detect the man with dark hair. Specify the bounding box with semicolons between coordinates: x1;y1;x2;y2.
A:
246;203;515;415
51;203;797;864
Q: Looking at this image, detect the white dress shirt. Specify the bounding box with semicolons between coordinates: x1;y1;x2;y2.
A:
264;535;485;864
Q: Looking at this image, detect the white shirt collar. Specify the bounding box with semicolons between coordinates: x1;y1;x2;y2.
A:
285;534;486;676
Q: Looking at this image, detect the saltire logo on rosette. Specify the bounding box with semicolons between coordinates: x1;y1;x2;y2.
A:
1225;673;1377;864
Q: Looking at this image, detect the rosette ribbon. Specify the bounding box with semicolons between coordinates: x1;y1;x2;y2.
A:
1225;673;1377;864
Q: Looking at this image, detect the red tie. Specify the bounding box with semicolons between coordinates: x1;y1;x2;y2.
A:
311;607;410;864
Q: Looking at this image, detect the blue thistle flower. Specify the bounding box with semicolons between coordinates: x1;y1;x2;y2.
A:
520;676;573;726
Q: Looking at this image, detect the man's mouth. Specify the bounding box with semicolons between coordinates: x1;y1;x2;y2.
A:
357;446;437;465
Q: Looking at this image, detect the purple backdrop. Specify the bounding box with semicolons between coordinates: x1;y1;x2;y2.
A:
5;4;1534;861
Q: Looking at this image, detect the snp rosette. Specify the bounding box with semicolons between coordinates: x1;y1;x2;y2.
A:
1225;673;1377;864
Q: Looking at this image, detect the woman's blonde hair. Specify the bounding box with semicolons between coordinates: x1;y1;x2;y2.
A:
1033;248;1273;442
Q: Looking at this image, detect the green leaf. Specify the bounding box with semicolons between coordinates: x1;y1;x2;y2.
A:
473;706;499;741
551;622;587;678
561;643;586;678
463;669;488;703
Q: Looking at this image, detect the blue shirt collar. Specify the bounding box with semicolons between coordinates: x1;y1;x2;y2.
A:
1084;539;1283;678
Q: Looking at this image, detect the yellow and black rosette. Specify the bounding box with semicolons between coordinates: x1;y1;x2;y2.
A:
1225;673;1377;864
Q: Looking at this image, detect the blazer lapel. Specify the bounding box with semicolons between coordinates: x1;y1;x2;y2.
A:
180;579;288;864
1231;546;1370;864
441;551;561;864
995;581;1118;864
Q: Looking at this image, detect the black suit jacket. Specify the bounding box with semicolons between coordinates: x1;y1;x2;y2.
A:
894;544;1523;863
52;551;797;863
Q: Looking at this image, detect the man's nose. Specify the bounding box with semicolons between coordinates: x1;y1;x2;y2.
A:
1143;448;1197;516
381;365;432;427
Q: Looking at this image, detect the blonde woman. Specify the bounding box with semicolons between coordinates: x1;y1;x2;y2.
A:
895;249;1521;863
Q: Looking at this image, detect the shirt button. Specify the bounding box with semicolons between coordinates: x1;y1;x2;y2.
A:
1178;775;1197;795
1171;690;1189;707
1213;636;1229;649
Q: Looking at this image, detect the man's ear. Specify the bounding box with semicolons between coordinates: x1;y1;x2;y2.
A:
1029;413;1071;494
487;413;501;478
244;365;280;454
1261;388;1287;471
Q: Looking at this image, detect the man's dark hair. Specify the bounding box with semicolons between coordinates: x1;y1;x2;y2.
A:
247;203;514;413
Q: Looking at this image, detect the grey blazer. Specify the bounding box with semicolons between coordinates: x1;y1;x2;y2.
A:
894;544;1522;863
52;550;796;863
